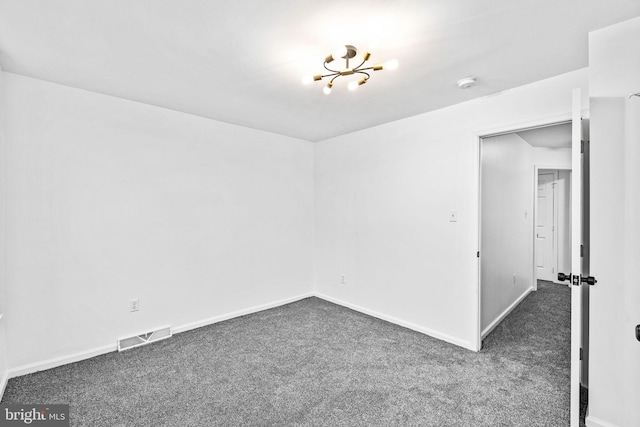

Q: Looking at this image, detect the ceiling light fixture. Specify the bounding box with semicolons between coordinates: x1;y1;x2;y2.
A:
302;45;398;95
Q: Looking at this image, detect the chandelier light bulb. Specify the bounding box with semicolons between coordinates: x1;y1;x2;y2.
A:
347;80;359;91
385;59;399;70
334;45;348;59
323;85;332;95
302;74;323;86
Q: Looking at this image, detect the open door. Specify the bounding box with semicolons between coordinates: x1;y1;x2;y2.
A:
563;88;591;426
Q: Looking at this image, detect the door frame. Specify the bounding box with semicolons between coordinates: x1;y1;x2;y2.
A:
534;166;571;289
473;114;572;352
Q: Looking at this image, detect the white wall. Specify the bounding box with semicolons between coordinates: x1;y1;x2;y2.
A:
314;69;588;350
3;73;314;371
532;146;572;165
0;68;9;393
480;134;534;335
587;16;640;427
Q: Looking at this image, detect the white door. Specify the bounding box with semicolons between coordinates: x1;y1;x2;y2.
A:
569;88;587;427
536;171;556;281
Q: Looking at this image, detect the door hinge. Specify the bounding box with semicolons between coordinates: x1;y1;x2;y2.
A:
580;348;583;361
477;251;480;258
581;140;585;153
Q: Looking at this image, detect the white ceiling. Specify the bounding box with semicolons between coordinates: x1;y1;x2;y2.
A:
517;123;572;148
1;1;639;142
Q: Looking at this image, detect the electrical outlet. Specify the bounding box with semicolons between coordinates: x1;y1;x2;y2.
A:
129;298;140;312
341;274;346;284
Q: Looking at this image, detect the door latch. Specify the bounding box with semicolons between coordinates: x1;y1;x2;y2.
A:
557;272;597;286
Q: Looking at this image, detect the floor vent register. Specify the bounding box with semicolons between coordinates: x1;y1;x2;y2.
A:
117;325;172;352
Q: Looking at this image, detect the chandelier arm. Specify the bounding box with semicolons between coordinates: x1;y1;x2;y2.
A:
321;72;340;79
354;71;371;80
323;62;340;73
352;59;367;71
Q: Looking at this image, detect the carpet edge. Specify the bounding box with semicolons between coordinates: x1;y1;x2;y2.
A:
481;286;534;339
314;292;474;351
8;344;116;379
172;292;315;335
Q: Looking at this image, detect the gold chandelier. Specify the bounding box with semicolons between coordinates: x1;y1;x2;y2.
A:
302;45;398;95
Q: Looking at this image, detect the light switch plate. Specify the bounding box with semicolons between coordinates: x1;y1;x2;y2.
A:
449;210;458;222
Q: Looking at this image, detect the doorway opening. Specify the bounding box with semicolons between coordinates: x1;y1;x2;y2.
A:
535;168;572;287
476;117;589;424
478;121;572;341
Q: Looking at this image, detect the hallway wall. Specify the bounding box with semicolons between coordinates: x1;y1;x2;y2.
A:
481;133;534;335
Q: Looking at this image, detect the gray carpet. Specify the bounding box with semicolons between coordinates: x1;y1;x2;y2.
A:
3;281;573;426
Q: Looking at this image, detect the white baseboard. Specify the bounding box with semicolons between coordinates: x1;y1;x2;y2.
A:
172;292;314;334
8;292;315;379
314;292;473;351
586;415;620;427
0;369;9;401
8;344;116;379
481;287;533;339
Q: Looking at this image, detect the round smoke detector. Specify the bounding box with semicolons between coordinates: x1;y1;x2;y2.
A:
457;77;476;89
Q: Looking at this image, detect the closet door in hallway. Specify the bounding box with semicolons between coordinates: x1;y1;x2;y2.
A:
536;171;557;281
